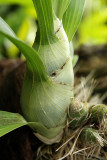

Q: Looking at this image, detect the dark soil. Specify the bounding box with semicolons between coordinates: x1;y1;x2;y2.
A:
0;59;42;160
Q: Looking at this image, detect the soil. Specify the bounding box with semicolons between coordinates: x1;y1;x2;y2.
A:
0;59;42;160
75;44;107;103
0;44;107;160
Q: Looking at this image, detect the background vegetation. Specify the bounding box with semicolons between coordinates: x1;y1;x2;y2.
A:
0;0;107;59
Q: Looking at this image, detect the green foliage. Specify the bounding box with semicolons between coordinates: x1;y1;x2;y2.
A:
3;7;36;57
0;0;33;7
63;0;85;41
0;111;27;137
33;0;57;45
79;7;107;44
53;0;71;20
0;3;37;58
0;17;48;81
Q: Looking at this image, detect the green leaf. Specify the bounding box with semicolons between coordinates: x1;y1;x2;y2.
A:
63;0;85;41
0;17;48;82
0;0;33;7
0;110;62;140
53;0;71;20
32;0;57;45
0;111;62;140
0;111;28;137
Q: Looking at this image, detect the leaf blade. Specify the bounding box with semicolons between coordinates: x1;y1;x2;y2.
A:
0;17;48;82
33;0;57;45
63;0;85;41
53;0;71;20
0;111;28;137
